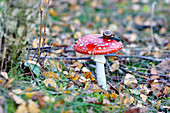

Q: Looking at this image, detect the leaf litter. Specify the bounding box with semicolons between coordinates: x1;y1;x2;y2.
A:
1;0;170;112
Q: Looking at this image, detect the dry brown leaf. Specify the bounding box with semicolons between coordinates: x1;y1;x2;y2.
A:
84;82;91;90
151;82;163;97
68;72;80;80
124;107;148;113
124;74;137;87
89;83;103;93
43;72;59;80
123;33;137;42
157;59;170;71
84;72;95;81
163;86;170;95
156;100;161;109
83;97;99;104
110;60;120;71
54;100;65;108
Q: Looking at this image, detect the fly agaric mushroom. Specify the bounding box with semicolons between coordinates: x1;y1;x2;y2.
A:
74;30;123;90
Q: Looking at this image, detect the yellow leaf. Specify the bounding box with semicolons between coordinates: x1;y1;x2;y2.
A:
24;87;34;92
5;78;14;86
25;92;36;98
156;100;161;109
44;78;57;89
60;83;63;92
0;79;3;84
84;82;91;90
43;72;59;80
27;99;40;113
69;72;80;80
49;9;58;16
64;90;71;94
118;8;124;14
84;72;95;81
110;92;118;99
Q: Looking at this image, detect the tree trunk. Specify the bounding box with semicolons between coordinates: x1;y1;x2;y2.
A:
0;0;40;71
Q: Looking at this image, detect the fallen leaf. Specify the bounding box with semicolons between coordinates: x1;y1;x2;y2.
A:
43;72;59;80
83;97;99;104
84;72;95;81
82;67;90;72
25;92;36;98
24;87;34;92
110;60;120;71
15;105;28;113
79;76;90;83
156;100;161;109
8;92;26;105
12;89;23;95
137;100;143;108
0;72;8;79
140;94;147;102
64;96;74;102
110;92;118;99
151;82;163;97
54;100;65;108
103;98;110;105
124;74;137;87
44;78;57;89
27;99;40;113
68;72;80;80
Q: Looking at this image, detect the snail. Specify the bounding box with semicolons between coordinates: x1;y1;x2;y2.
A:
100;30;120;41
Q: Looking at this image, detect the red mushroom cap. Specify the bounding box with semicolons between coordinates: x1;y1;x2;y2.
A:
74;34;123;55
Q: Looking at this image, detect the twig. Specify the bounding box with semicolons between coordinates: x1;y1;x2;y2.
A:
38;3;43;62
119;66;168;78
0;37;6;72
107;81;119;94
42;0;50;47
150;1;157;48
29;54;164;62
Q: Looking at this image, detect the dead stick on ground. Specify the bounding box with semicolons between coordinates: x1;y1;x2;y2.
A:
150;1;157;48
42;0;50;47
29;54;164;62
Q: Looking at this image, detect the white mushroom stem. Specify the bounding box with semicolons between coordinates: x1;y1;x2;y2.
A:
91;55;107;90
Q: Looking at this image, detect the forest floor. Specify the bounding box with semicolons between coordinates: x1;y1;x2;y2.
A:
0;0;170;113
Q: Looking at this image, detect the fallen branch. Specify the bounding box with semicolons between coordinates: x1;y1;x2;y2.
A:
29;54;164;62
